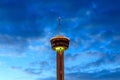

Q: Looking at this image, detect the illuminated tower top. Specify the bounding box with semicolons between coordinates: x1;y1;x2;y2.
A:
50;35;69;51
50;17;69;51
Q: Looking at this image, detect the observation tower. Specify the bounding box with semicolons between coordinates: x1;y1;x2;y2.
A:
50;17;70;80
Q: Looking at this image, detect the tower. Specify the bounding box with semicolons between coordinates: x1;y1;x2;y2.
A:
50;17;70;80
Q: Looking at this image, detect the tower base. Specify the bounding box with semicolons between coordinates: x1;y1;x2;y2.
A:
57;50;64;80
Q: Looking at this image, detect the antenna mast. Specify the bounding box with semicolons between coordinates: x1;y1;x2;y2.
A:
58;17;61;35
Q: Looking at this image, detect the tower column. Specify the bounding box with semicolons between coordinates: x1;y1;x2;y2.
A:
57;50;64;80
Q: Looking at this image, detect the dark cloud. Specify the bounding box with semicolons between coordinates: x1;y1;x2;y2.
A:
36;77;56;80
24;68;42;75
36;70;120;80
84;53;120;69
65;51;120;73
0;0;119;38
11;66;22;70
65;70;120;80
23;60;53;75
0;0;50;37
29;61;50;69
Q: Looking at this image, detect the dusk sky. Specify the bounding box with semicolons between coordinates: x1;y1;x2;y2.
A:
0;0;120;80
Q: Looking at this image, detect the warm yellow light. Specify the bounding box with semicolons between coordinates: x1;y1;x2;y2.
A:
55;47;65;51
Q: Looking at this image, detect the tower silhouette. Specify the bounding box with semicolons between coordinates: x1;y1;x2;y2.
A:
50;17;70;80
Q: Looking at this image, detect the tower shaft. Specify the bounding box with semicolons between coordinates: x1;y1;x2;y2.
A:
57;50;64;80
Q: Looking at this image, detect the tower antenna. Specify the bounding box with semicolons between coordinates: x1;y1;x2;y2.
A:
58;17;61;35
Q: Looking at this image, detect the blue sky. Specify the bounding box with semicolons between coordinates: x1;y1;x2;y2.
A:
0;0;120;80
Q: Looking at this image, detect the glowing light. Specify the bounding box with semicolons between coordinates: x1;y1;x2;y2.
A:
55;47;65;51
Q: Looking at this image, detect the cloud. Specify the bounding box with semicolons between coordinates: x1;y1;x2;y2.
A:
0;34;27;57
24;68;42;75
65;50;120;73
65;70;120;80
10;66;23;70
23;60;54;76
36;77;56;80
29;61;50;69
0;32;52;57
36;70;120;80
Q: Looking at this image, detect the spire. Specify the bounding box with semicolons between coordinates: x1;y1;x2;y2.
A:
58;17;61;35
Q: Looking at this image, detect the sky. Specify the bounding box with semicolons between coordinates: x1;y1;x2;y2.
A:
0;0;120;80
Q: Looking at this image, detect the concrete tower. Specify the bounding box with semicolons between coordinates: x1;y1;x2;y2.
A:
50;17;70;80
